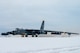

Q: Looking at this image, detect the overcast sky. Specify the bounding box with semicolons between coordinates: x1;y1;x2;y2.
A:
0;0;80;33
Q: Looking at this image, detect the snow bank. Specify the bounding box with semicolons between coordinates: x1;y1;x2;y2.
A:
0;35;80;53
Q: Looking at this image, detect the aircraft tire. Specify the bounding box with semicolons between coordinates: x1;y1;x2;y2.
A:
32;35;34;37
35;34;38;37
25;35;28;37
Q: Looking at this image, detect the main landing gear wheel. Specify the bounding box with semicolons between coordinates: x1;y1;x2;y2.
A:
32;35;34;37
35;34;38;37
25;33;28;37
25;34;28;37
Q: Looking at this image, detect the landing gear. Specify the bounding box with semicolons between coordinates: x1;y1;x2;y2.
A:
25;34;28;37
35;34;38;37
21;35;24;37
32;34;38;37
21;33;28;37
32;31;35;37
32;35;34;37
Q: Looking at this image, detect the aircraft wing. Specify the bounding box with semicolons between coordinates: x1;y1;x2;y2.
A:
25;29;79;35
44;30;79;35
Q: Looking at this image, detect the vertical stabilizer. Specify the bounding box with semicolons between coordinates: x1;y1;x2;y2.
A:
40;20;45;34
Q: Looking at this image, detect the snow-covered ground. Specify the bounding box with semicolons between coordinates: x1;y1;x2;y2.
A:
0;35;80;53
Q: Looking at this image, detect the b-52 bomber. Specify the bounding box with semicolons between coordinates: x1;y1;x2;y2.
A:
1;20;79;37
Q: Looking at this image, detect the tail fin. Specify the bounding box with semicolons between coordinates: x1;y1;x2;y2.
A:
40;20;45;34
